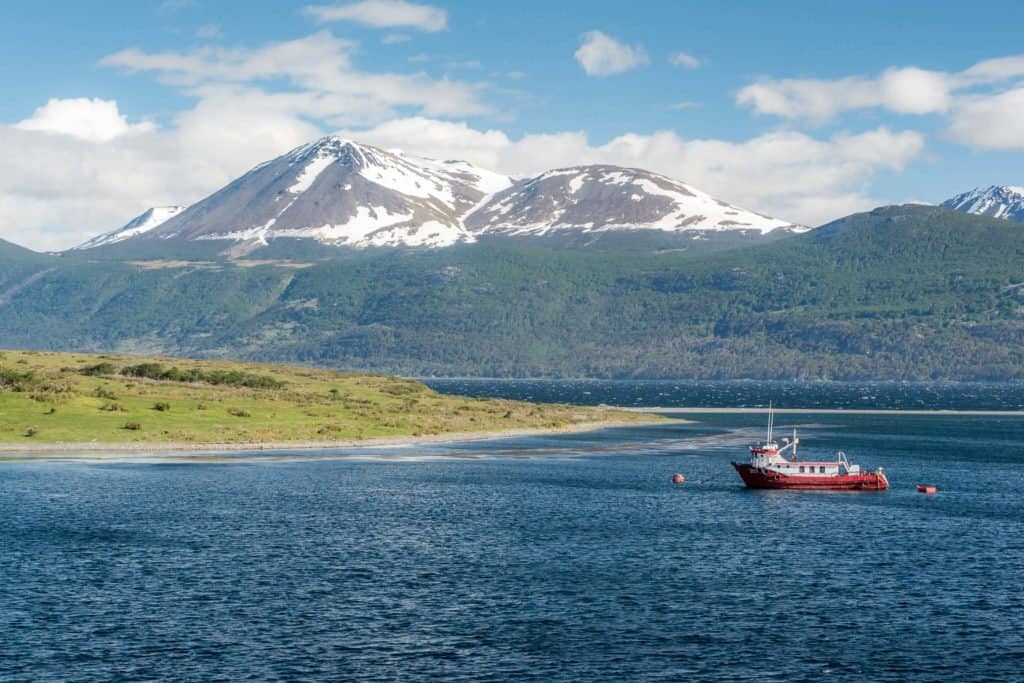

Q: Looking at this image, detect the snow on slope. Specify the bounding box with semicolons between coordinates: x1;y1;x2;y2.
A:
942;185;1024;222
79;137;803;251
75;206;186;249
144;137;514;249
466;166;803;236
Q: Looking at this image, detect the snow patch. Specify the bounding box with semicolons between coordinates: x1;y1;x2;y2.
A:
288;152;335;194
75;206;187;249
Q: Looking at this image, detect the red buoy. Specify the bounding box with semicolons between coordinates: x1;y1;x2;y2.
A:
917;484;937;494
672;473;685;485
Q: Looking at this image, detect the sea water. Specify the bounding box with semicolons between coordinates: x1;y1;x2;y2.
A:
1;389;1022;681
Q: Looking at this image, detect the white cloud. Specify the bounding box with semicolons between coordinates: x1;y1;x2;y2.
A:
957;55;1024;84
669;101;698;110
947;86;1024;149
879;67;951;114
381;33;410;44
1;96;323;251
0;29;931;251
738;55;1024;150
668;52;700;69
738;55;1024;130
14;98;156;143
2;107;924;250
347;117;925;227
2;28;490;250
100;32;489;121
738;68;953;122
304;1;447;32
574;31;649;77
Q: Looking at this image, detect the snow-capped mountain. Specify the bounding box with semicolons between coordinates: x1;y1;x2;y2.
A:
942;185;1024;222
75;206;186;249
79;136;801;251
466;165;802;236
142;137;512;249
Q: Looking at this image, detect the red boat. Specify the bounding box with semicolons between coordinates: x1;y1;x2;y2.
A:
732;407;888;491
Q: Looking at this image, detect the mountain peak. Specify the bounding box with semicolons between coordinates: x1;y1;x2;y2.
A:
74;205;186;250
296;135;357;153
75;136;801;251
942;185;1024;222
466;163;802;236
124;138;512;249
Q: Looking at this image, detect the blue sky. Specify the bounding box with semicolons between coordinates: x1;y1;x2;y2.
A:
3;0;1024;249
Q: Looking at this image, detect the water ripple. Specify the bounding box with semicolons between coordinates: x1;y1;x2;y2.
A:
2;412;1023;681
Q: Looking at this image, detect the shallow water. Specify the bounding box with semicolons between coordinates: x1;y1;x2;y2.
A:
2;411;1023;681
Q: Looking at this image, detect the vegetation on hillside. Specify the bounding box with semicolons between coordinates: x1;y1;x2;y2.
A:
0;350;650;445
1;205;1022;380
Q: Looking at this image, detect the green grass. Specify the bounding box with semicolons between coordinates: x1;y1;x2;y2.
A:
0;350;654;445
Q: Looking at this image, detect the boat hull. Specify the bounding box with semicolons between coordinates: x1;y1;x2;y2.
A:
732;463;888;490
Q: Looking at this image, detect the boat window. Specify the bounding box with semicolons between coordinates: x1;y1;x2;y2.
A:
799;466;805;473
819;466;826;473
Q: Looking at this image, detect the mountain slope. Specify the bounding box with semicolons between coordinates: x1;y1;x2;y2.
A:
5;205;1023;380
942;185;1024;222
467;165;801;236
0;237;44;261
75;206;186;249
142;137;511;249
0;238;54;301
73;136;800;254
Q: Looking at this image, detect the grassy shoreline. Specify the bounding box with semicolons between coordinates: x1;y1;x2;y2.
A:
0;350;664;451
0;419;660;459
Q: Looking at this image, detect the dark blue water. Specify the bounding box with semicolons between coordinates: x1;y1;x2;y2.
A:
423;378;1024;411
2;411;1023;681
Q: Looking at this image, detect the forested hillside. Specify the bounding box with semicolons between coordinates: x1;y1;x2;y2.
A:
1;206;1022;380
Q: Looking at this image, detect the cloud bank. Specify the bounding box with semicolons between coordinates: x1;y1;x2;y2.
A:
737;55;1024;149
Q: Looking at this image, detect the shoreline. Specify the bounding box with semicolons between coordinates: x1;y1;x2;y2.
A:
0;418;667;459
628;407;1024;416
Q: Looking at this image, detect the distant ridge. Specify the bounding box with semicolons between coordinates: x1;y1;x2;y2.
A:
942;185;1024;222
3;203;1023;381
73;136;802;251
75;206;186;249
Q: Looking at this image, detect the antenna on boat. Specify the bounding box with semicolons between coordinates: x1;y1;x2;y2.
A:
767;401;773;443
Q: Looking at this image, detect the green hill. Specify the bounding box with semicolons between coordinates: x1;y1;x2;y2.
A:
0;350;651;447
1;205;1022;380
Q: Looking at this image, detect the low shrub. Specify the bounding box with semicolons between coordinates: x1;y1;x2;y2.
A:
80;362;117;376
92;386;119;400
0;367;35;392
120;363;285;390
153;402;171;412
123;422;141;431
228;408;251;417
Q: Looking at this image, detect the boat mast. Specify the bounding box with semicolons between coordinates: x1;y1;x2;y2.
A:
767;401;773;443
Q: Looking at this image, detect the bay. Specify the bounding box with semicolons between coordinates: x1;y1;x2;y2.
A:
2;386;1023;681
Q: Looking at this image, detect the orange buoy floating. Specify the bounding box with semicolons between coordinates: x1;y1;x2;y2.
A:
917;484;937;494
671;473;685;485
